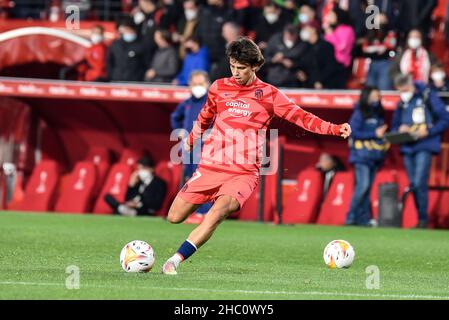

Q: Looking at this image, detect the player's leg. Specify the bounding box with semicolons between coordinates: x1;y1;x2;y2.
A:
162;195;240;275
166;195;202;224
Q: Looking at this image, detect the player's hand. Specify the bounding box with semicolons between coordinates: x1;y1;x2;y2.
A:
340;123;352;139
375;124;388;138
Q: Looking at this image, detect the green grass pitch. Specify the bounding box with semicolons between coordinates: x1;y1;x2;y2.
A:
1;211;449;300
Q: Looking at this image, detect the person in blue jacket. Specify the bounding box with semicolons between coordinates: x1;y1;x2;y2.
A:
391;74;449;228
173;36;210;86
171;70;212;216
346;86;389;226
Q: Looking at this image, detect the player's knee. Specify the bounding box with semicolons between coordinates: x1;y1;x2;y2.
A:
167;211;184;224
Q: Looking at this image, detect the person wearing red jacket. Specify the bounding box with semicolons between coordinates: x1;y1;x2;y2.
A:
78;25;108;82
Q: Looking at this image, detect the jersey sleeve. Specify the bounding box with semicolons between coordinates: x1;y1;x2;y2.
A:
187;81;218;146
272;87;341;136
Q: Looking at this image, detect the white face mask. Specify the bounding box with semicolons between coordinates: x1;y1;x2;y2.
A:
431;71;446;82
299;13;310;24
284;39;294;49
185;9;198;21
300;30;311;42
408;38;422;50
265;13;279;24
90;34;103;44
400;91;414;103
138;169;152;181
191;85;207;98
133;11;146;25
122;33;137;43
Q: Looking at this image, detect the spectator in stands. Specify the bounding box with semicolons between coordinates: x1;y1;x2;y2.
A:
173;0;201;59
396;0;437;42
11;0;46;19
297;4;320;31
360;13;397;90
316;152;345;202
265;24;306;87
145;29;178;83
173;36;210;86
196;0;232;65
107;17;148;82
396;29;434;84
346;86;388;226
273;0;297;23
391;74;449;228
210;21;241;82
296;23;342;89
104;155;167;216
254;1;289;51
323;7;356;87
429;62;449;92
170;70;213;218
131;0;160;63
77;25;108;81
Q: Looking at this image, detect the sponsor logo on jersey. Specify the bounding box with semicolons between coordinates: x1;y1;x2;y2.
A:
225;100;252;117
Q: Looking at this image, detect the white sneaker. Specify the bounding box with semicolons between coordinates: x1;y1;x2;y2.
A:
162;260;178;275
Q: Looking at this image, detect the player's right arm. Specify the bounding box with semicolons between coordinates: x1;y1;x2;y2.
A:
185;81;218;150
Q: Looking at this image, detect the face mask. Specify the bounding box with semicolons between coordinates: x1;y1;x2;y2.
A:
284;39;294;49
133;11;146;25
400;91;414;103
122;33;137;43
265;13;279;24
138;169;152;181
408;38;421;50
431;71;446;82
370;101;381;108
185;9;198;21
90;34;103;44
299;13;310;24
300;30;311;42
191;85;207;98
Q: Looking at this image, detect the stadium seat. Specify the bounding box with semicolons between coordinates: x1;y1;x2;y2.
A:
238;174;276;222
346;57;371;90
396;171;418;229
54;161;97;214
92;163;132;214
85;147;112;199
14;160;60;212
119;148;144;168
154;161;183;217
316;171;354;226
281;169;323;224
370;169;399;220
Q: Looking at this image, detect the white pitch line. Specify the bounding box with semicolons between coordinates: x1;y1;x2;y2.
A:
0;281;448;300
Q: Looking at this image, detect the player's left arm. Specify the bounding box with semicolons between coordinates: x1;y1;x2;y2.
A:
272;87;351;139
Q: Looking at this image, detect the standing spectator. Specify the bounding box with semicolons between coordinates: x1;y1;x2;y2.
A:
210;21;242;82
131;0;160;62
145;29;178;83
391;74;449;228
297;3;320;30
265;24;306;87
174;36;210;86
346;86;388;226
315;152;346;202
397;29;433;84
107;17;148;82
297;23;342;89
396;0;437;42
254;2;289;51
78;25;108;82
429;63;449;92
174;0;201;59
361;13;397;90
323;7;356;86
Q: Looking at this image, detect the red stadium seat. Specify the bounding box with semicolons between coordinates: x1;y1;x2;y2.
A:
154;161;183;217
92;163;132;214
437;174;449;228
15;160;60;212
282;169;323;224
86;146;112;164
54;161;97;214
370;169;399;219
238;174;276;222
119;149;144;168
316;171;354;226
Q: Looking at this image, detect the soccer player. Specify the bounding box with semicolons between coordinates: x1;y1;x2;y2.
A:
162;37;352;275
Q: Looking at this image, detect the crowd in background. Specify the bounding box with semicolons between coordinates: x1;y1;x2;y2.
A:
1;0;449;90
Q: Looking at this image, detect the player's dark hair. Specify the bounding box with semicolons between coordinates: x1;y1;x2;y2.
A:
138;154;155;168
225;37;265;69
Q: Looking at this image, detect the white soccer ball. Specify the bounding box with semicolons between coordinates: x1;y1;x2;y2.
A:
120;240;155;273
323;240;355;269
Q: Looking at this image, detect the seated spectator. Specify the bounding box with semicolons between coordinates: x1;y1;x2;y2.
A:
297;3;320;31
145;29;178;83
107;17;148;82
323;7;356;85
397;29;434;84
77;25;108;82
264;24;306;87
297;23;342;89
315;152;345;201
173;36;209;86
104;155;167;216
430;63;449;92
360;13;397;90
254;1;289;51
210;21;242;82
173;0;201;59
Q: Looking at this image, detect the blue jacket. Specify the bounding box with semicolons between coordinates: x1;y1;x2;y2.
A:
170;94;207;132
349;103;388;165
176;47;210;86
391;82;449;154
